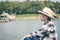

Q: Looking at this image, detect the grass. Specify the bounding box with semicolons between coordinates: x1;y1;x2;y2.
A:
16;14;60;20
16;14;39;17
57;14;60;17
16;14;40;20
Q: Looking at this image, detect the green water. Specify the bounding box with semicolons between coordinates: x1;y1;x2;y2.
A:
0;20;60;40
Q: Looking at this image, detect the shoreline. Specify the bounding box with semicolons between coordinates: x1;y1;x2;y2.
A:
16;16;40;20
16;14;60;20
16;14;40;20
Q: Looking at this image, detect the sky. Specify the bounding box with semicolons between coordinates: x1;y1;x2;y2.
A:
0;0;60;2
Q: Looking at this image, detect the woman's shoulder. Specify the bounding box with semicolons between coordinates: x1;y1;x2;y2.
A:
48;21;54;24
47;21;55;27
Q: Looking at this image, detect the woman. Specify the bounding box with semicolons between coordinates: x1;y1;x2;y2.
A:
22;7;58;40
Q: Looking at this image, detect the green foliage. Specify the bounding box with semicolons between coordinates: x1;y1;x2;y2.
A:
0;1;60;14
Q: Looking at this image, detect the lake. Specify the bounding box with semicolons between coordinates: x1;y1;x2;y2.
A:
0;20;60;40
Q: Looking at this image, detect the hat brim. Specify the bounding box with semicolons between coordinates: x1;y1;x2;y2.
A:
38;11;52;18
38;11;42;13
38;11;47;15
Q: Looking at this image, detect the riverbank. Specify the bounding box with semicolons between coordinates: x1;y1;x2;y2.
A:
16;14;39;20
16;14;60;20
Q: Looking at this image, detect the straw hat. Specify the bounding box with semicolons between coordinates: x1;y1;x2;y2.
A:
38;7;58;19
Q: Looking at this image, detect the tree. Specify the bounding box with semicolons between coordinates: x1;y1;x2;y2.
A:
27;0;30;1
0;1;60;14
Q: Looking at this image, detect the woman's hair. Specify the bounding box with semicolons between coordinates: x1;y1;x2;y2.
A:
47;16;51;21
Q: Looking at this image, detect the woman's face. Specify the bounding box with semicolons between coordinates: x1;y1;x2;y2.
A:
40;14;47;21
